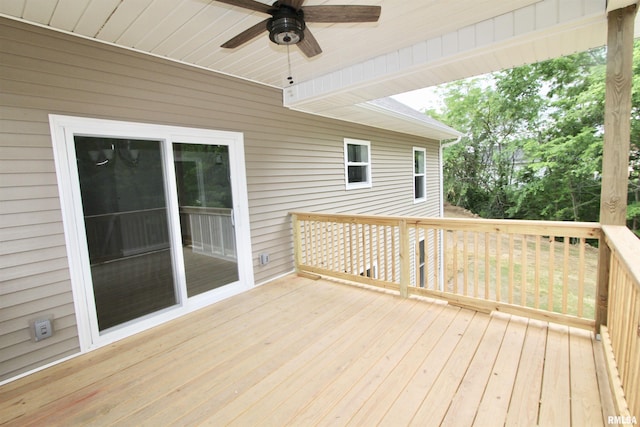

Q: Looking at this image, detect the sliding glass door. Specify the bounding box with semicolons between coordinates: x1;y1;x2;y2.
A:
52;116;252;348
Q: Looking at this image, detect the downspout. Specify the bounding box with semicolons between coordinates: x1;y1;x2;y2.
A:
438;136;462;218
438;136;462;291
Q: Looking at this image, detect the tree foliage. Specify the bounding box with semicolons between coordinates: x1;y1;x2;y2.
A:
432;41;640;231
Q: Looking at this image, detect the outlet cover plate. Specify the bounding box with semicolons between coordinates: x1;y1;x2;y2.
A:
30;317;53;342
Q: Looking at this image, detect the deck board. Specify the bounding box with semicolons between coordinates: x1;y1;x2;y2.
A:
539;324;572;426
0;275;613;426
441;312;510;426
472;315;528;426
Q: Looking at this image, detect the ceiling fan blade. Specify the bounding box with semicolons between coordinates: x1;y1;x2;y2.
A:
278;0;305;10
298;27;322;58
221;18;270;49
302;5;381;23
213;0;272;14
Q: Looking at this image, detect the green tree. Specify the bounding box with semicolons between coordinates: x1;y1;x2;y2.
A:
514;49;606;222
434;42;640;231
434;67;543;218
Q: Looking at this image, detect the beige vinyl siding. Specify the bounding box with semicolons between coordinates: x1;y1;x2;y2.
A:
426;145;443;216
0;105;79;380
0;17;443;381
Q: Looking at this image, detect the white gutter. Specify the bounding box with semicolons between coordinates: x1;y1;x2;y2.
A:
438;136;463;218
438;135;462;292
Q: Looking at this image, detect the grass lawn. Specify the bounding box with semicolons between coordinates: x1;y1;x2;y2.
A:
442;205;599;319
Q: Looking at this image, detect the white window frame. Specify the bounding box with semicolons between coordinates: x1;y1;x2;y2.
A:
344;138;372;190
49;115;254;352
413;147;427;203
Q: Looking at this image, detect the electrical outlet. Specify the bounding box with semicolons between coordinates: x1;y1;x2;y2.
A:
259;253;270;265
30;317;53;342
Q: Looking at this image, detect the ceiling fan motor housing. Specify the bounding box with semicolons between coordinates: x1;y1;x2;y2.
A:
267;6;305;45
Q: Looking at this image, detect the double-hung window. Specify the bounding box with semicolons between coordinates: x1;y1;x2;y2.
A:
344;138;372;189
413;147;426;202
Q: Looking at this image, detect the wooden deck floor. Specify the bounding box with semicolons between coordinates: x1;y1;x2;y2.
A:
0;275;614;426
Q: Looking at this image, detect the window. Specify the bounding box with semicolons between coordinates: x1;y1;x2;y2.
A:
344;138;372;189
414;147;426;202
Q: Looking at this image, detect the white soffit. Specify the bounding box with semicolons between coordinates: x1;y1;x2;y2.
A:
284;0;609;115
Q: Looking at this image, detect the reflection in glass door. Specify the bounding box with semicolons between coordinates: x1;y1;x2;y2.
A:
74;137;176;331
173;144;239;297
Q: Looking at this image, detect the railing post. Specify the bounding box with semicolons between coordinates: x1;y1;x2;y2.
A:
292;213;301;273
399;219;410;298
595;235;611;335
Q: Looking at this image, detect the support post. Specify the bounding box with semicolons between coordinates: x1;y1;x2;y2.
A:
596;3;638;333
292;213;302;273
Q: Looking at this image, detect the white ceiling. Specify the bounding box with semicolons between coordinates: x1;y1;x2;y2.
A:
1;0;638;139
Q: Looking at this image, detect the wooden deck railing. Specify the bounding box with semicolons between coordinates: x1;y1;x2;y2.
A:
600;225;640;418
291;212;639;418
291;212;601;329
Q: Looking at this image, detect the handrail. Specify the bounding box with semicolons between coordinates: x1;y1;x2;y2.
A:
291;212;600;237
603;225;640;293
601;225;640;418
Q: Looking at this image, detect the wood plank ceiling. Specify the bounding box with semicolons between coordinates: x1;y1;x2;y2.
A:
0;0;632;138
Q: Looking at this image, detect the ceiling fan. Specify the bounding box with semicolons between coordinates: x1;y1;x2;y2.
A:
215;0;381;58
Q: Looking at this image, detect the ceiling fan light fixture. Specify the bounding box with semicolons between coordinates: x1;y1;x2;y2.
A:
267;9;305;45
217;0;381;58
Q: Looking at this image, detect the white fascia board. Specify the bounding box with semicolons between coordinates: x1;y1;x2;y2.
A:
285;101;462;141
357;101;463;140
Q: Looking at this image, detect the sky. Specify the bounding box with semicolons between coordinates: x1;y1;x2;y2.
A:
391;87;443;113
391;72;497;114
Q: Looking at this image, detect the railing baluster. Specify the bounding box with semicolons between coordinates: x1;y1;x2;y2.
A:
391;224;397;283
484;232;490;300
369;224;374;278
509;234;515;304
452;230;458;294
443;229;449;292
462;230;468;296
521;235;527;307
433;228;444;291
548;236;555;312
376;225;381;280
496;232;502;302
399;219;410;298
578;237;586;318
563;236;570;315
473;232;479;298
535;235;541;309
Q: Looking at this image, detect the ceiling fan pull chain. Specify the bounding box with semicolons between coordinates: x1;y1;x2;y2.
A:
287;44;294;85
